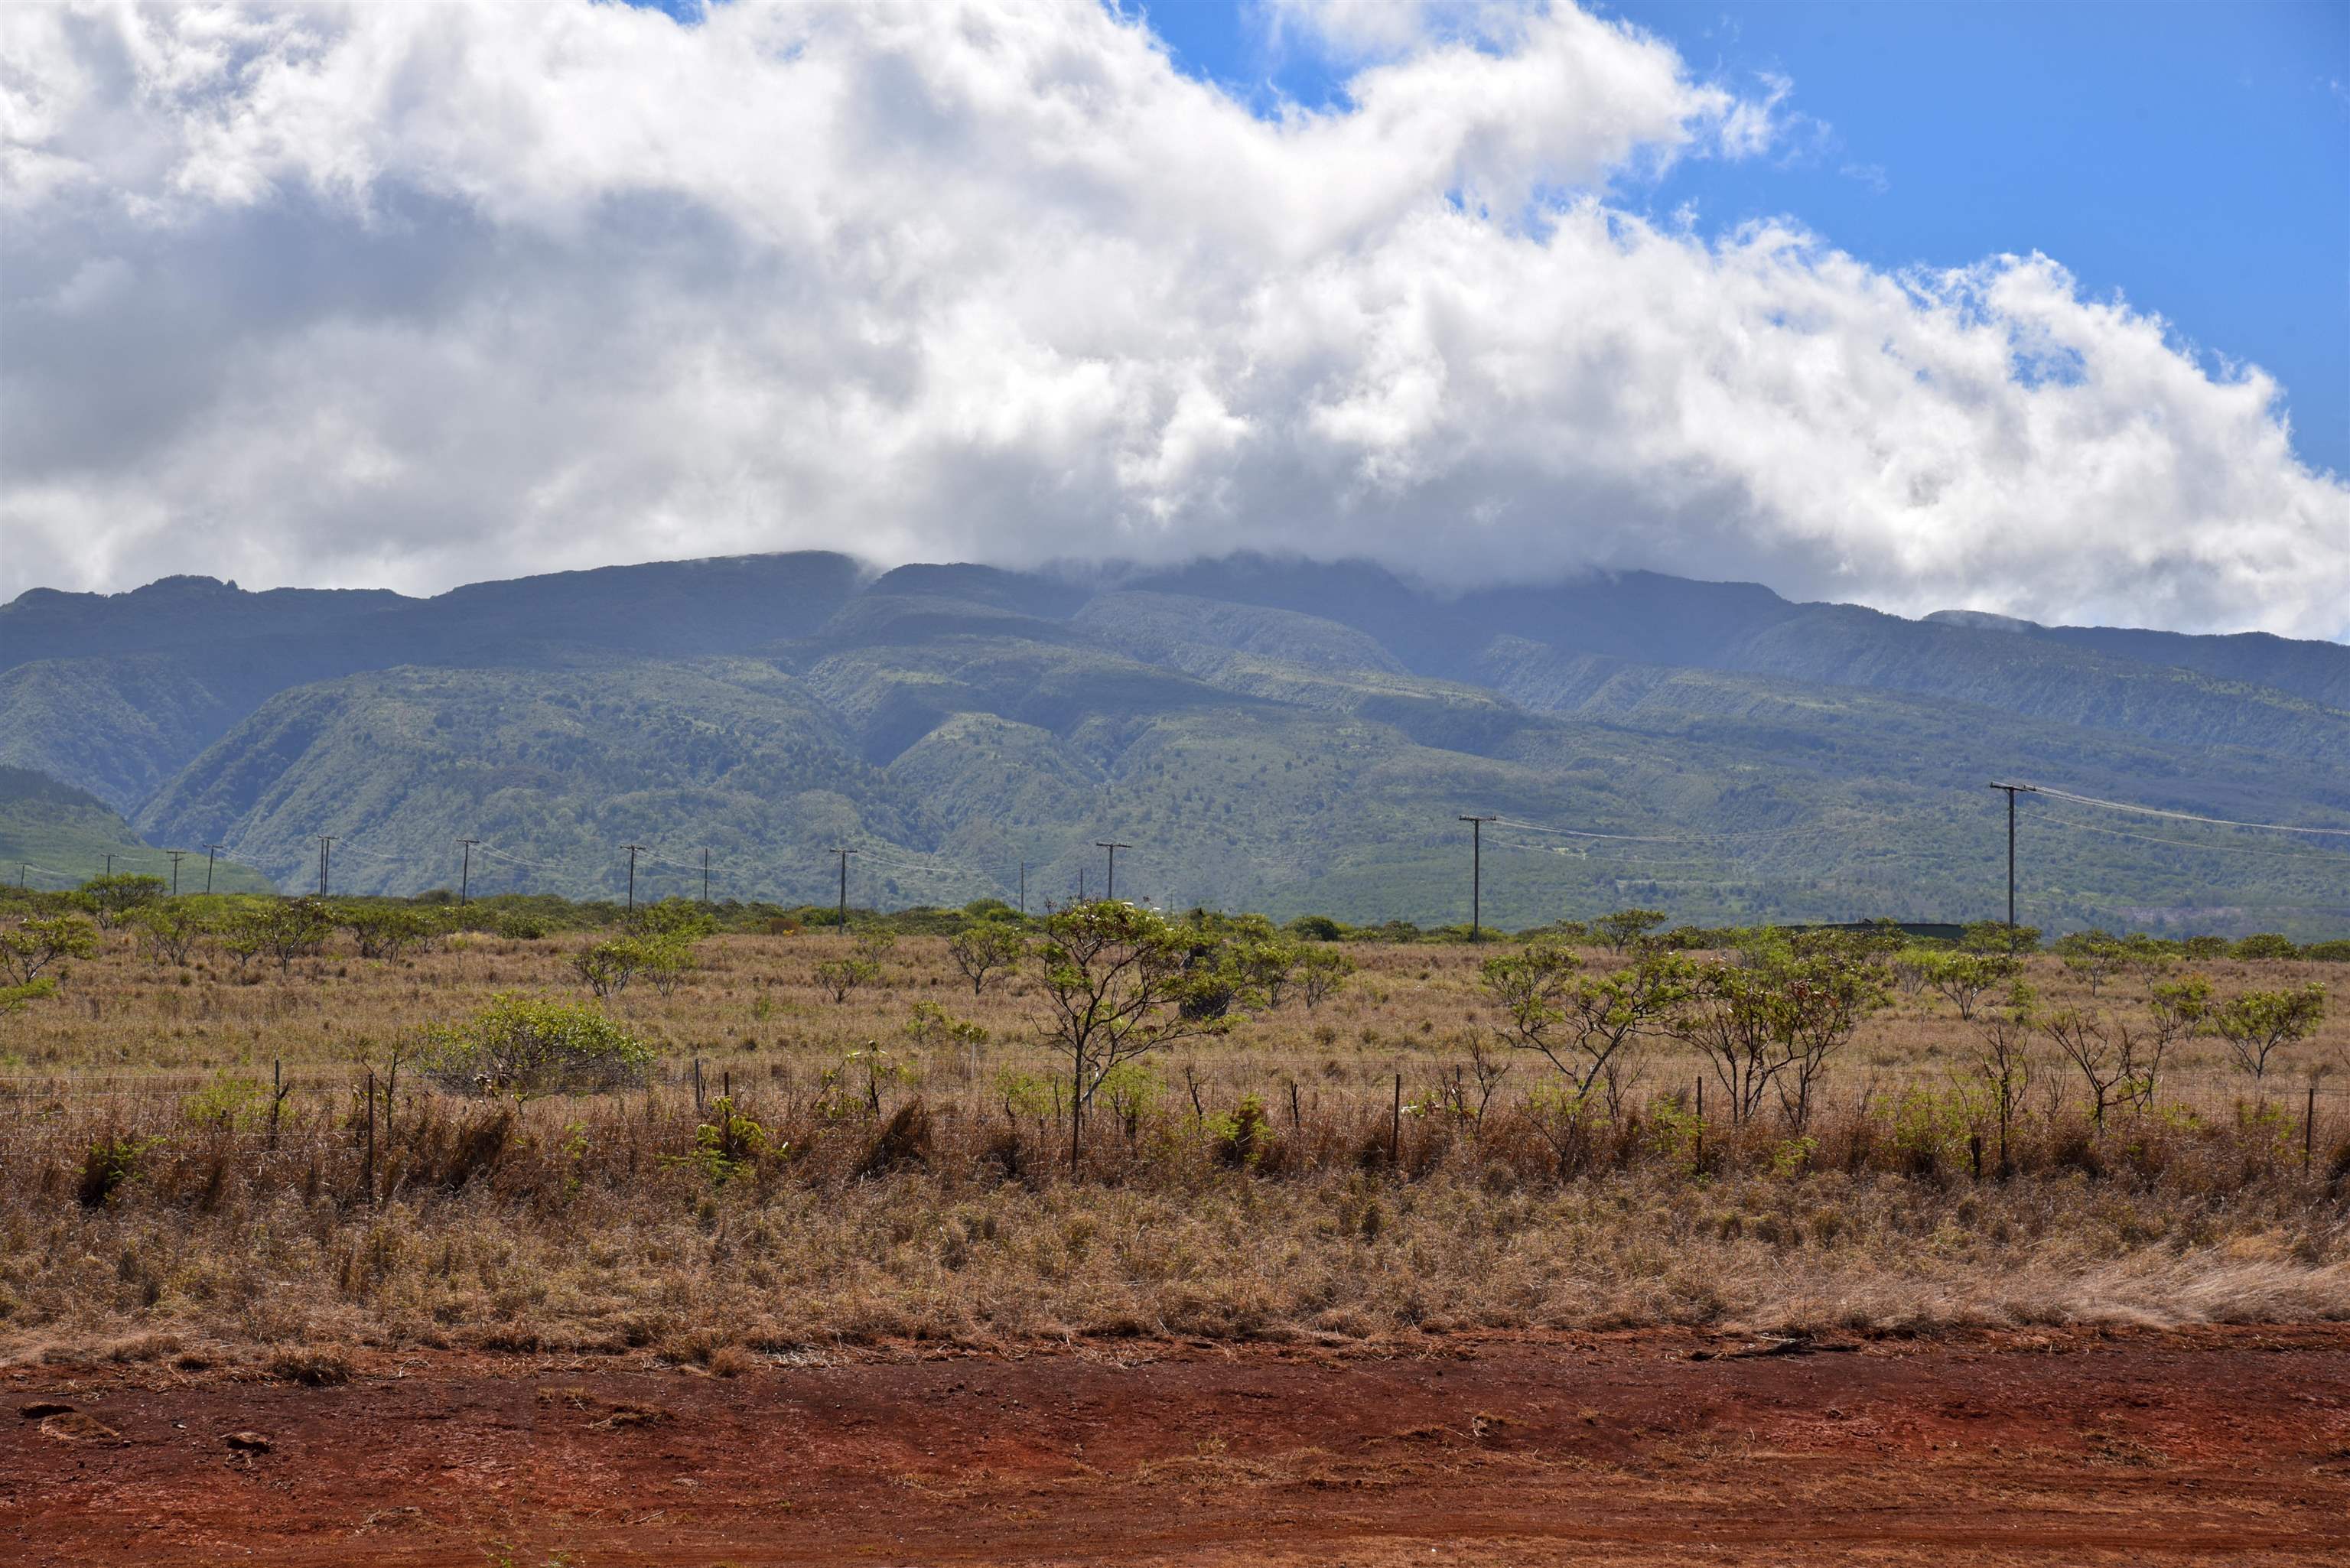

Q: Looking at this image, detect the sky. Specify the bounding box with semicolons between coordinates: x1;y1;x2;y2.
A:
2;0;2345;638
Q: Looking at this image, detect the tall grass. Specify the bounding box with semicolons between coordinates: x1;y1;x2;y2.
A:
1;927;2344;1363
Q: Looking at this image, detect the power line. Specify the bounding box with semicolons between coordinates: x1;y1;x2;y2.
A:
2023;785;2350;838
2036;814;2350;867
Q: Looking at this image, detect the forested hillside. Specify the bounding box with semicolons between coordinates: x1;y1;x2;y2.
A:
6;553;2347;935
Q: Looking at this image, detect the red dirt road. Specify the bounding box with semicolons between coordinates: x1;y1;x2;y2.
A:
7;1326;2348;1566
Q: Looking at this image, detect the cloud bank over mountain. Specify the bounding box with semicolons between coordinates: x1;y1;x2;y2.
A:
4;1;2343;636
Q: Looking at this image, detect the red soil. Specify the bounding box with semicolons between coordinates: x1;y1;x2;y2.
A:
6;1324;2348;1566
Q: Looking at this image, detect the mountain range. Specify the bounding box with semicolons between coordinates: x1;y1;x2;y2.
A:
5;552;2347;935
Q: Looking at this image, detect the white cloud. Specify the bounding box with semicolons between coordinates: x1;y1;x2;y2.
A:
2;0;2342;639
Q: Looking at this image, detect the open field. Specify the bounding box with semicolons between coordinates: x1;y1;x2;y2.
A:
2;905;2346;1562
2;913;2345;1362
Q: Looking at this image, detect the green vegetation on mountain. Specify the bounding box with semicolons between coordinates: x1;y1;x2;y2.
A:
10;551;2348;936
0;766;272;894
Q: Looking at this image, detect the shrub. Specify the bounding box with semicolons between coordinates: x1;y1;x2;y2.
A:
946;920;1024;996
78;1134;159;1207
422;993;653;1097
0;914;99;985
2232;933;2300;961
2304;939;2350;963
76;873;166;929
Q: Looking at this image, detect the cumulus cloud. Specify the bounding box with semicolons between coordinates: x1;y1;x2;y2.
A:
1;0;2342;637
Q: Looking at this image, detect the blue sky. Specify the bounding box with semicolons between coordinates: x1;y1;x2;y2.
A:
1146;1;2349;477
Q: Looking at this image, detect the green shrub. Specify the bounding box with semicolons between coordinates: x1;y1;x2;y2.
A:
422;993;653;1098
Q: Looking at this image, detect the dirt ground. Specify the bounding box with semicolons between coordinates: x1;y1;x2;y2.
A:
6;1325;2348;1566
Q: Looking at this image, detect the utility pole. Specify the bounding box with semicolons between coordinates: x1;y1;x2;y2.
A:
1095;841;1131;903
1078;867;1087;903
104;853;115;879
457;839;478;905
620;844;647;914
1458;815;1496;942
17;864;25;889
701;847;711;907
203;843;223;895
826;847;858;933
1018;860;1027;918
165;849;187;896
1986;783;2039;950
317;837;334;897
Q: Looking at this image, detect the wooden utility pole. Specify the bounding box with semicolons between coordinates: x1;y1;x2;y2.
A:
457;839;478;905
203;843;224;895
620;844;647;913
1457;815;1496;941
701;847;711;907
1095;841;1131;902
165;849;186;896
1018;860;1027;917
317;838;334;897
826;848;858;932
1986;783;2039;949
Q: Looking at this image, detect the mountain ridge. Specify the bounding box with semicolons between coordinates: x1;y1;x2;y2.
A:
8;551;2347;935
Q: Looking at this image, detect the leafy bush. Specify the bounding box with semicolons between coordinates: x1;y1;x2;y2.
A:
0;914;98;985
76;873;165;929
132;902;206;966
78;1134;160;1207
2305;939;2350;963
2231;933;2300;961
423;993;653;1097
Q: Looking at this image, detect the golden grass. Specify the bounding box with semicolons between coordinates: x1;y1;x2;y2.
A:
2;927;2345;1365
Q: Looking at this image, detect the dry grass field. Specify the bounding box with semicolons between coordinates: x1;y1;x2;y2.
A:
2;911;2344;1377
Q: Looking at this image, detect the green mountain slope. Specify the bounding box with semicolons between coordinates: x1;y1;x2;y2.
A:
12;551;2350;936
0;766;272;894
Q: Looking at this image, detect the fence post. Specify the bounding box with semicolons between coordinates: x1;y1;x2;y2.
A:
2307;1078;2319;1176
1694;1076;1704;1171
362;1068;376;1207
694;1058;704;1114
1390;1072;1402;1170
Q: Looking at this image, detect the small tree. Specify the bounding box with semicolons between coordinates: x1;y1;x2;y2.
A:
946;920;1024;996
1297;945;1356;1010
257;898;335;974
2053;929;2126;996
131;902;205;967
2041;1007;2151;1128
76;873;166;930
2212;984;2326;1086
1035;900;1242;1173
638;932;700;997
1968;981;2036;1176
0;914;99;985
1592;909;1667;955
2143;974;2212;1062
1925;951;2013;1021
2232;933;2300;961
572;936;645;1000
1482;944;1691;1115
215;904;269;973
1962;919;2042;955
814;942;883;1004
340;903;436;961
